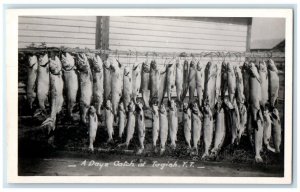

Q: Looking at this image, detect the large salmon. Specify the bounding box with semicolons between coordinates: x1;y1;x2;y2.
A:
37;53;50;111
168;100;178;149
158;65;167;106
159;104;168;154
242;62;251;105
76;53;93;124
90;55;104;116
175;59;184;102
149;60;160;104
227;62;236;104
181;60;190;101
105;100;114;143
111;58;123;116
27;55;38;111
166;59;176;102
88;106;98;152
249;62;261;122
267;59;279;108
271;108;281;153
152;103;160;150
211;107;226;156
188;59;197;103
204;62;217;110
263;109;275;152
103;57;112;103
136;102;146;154
191;102;202;155
61;53;78;120
234;65;245;105
118;103;126;139
41;55;64;133
122;101;136;149
202;104;214;159
183;103;192;149
237;103;247;143
254;110;264;163
141;60;151;107
123;66;132;111
258;61;269;108
196;61;206;108
132;61;141;104
231;100;240;145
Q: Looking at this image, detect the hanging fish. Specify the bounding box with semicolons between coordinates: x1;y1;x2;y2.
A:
27;55;38;111
181;60;190;101
136;102;146;154
123;66;132;111
76;53;93;125
41;55;64;133
159;104;168;155
202;104;214;159
152;103;160;151
118;103;126;139
204;62;217;110
111;58;123;116
166;59;176;102
168;99;178;149
271;108;281;153
191;102;202;155
263;109;275;152
183;103;192;149
36;53;50;112
221;61;228;99
103;57;112;103
254;110;264;163
267;59;279;108
105;100;114;143
188;59;197;103
158;64;167;106
211;106;226;157
119;101;136;149
258;61;269;109
214;62;222;105
237;103;247;143
227;62;236;105
132;61;142;104
231;100;240;145
196;61;206;108
141;60;151;108
61;53;78;120
234;65;245;105
90;55;104;117
249;62;262;122
176;58;184;103
149;60;160;105
88;106;98;152
242;61;251;105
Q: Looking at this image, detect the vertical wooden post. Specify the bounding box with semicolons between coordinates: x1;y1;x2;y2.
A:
95;16;110;50
246;18;253;52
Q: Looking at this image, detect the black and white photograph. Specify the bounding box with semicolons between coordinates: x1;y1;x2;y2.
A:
5;8;293;184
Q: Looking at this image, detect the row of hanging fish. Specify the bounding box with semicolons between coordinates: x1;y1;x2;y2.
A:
25;52;281;162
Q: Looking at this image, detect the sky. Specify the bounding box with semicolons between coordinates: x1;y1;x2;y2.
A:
250;17;285;49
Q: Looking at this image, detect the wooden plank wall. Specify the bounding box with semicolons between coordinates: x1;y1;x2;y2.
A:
18;16;97;49
109;16;249;66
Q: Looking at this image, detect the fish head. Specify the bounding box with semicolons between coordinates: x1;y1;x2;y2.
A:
227;62;234;73
159;104;166;114
142;60;150;71
271;108;280;120
150;60;157;70
38;53;49;66
152;104;159;115
110;58;120;72
183;103;189;112
124;66;132;76
49;56;62;74
136;102;144;111
91;55;103;72
61;53;75;70
88;106;96;115
76;53;89;71
28;55;38;67
104;57;112;69
175;58;182;69
119;103;125;112
190;59;197;69
191;103;199;113
267;59;278;73
133;61;141;73
128;101;136;112
169;100;176;111
196;61;203;71
105;100;112;110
